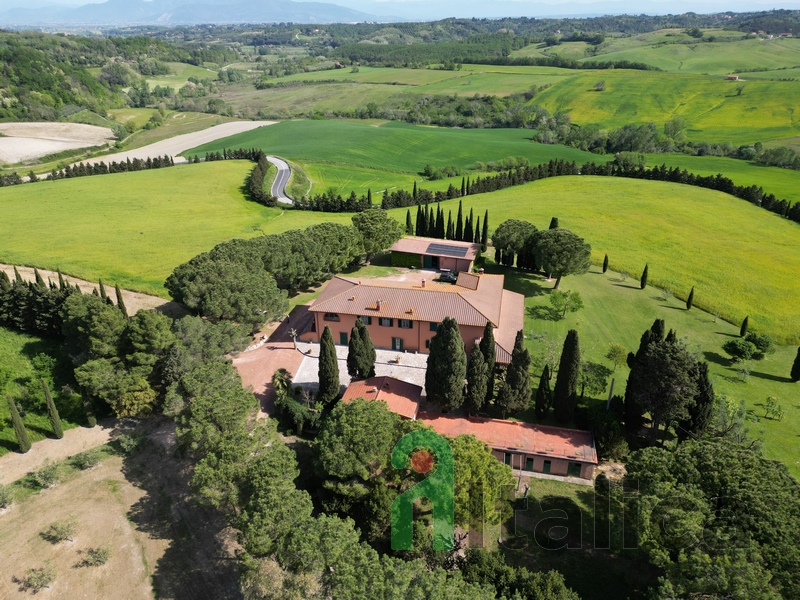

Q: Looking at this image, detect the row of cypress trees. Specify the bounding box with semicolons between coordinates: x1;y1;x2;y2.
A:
410;201;489;249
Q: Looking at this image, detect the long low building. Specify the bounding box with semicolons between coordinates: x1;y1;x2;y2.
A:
418;412;598;480
302;271;524;364
390;236;480;273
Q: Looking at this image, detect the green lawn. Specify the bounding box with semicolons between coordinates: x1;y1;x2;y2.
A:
0;327;82;457
108;108;160;129
383;177;800;344
144;61;217;90
480;259;800;479
532;70;800;144
642;153;800;206
187;120;603;173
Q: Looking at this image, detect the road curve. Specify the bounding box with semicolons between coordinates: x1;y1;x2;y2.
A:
267;156;293;205
74;121;276;167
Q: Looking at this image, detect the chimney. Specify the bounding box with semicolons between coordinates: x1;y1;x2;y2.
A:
421;279;426;288
478;268;485;275
376;300;382;311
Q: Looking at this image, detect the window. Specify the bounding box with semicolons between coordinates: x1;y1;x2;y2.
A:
379;317;393;327
429;322;438;332
359;316;372;325
323;313;340;322
425;340;431;349
525;457;534;471
399;319;413;329
567;462;582;477
504;453;512;466
392;337;403;351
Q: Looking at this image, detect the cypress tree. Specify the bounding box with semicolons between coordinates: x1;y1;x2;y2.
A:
367;188;372;205
481;211;489;250
415;205;423;236
357;319;376;379
678;362;715;441
553;329;581;424
13;266;23;283
405;210;413;235
7;397;31;453
640;264;649;289
42;378;63;439
425;317;467;411
33;268;46;290
467;216;476;245
740;316;749;338
460;177;466;197
791;347;800;382
602;254;609;273
318;326;340;406
347;324;363;379
437;206;445;239
466;177;471;196
446;211;454;240
98;279;108;301
115;284;128;319
57;269;65;290
455;200;464;241
428;206;436;237
497;330;531;418
650;319;666;343
464;343;488;416
686;286;695;310
534;365;552;419
549;217;559;229
412;180;418;203
479;322;496;406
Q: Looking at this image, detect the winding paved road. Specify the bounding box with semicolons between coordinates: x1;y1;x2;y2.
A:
267;156;293;204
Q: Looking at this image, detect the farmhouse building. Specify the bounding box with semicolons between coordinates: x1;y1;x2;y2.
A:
418;412;598;480
302;271;524;364
341;376;421;420
390;236;480;273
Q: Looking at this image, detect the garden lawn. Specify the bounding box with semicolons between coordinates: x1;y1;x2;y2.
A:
479;259;800;480
187;120;602;173
0;327;81;457
384;177;800;343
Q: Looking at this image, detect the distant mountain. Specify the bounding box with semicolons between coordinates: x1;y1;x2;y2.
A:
0;0;388;26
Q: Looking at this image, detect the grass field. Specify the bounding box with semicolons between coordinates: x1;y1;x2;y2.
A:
642;153;800;206
144;61;217;90
532;70;800;144
0;161;286;295
383;177;800;343
187;120;603;173
0;328;81;457
513;29;800;76
107;108;160;130
122;111;241;150
480;259;800;479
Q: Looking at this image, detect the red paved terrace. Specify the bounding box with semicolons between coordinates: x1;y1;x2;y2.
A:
418;412;598;479
341;376;422;420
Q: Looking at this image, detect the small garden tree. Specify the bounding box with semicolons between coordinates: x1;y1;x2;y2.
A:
7;397;31;453
532;228;591;289
686;286;694;310
723;339;757;363
317;326;340;406
740;315;749;337
425;317;467;411
640;264;649;289
602;254;608;273
42;379;63;439
605;343;628;372
549;290;583;319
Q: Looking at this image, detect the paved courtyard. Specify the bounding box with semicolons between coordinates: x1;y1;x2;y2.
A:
293;340;430;397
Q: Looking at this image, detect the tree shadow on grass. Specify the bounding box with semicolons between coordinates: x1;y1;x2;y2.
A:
482;264;547;298
526;306;560;321
749;371;793;383
703;351;732;367
120;419;242;600
611;283;640;289
715;332;740;338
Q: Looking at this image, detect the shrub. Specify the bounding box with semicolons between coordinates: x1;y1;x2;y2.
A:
41;517;77;543
31;461;59;489
744;332;775;357
0;484;12;509
114;432;147;454
71;448;103;470
78;547;111;567
18;564;55;593
723;339;757;363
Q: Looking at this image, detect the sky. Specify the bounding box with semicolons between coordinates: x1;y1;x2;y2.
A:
0;0;795;20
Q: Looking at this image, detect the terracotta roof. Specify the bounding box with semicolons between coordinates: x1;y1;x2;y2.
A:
456;272;480;290
391;236;479;261
342;376;421;420
418;412;598;464
311;274;511;329
493;290;525;365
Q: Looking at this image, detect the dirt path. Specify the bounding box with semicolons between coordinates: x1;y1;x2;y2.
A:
0;264;184;318
0;419;117;486
75;120;276;167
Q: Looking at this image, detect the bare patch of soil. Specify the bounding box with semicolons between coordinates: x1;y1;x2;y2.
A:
0;123;113;164
0;420;241;600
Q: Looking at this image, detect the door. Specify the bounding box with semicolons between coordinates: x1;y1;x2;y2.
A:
340;332;348;345
568;462;582;477
392;337;403;351
543;460;551;474
525;458;534;471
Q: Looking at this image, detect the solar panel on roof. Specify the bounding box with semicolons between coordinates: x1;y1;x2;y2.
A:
426;243;469;258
